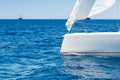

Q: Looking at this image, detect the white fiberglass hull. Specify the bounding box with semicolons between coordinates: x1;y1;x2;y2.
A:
61;32;120;54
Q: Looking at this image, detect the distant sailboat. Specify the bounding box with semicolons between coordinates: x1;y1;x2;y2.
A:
86;17;91;20
61;0;120;54
19;14;23;20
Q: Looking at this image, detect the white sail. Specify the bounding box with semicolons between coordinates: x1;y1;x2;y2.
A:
66;0;95;31
88;0;116;18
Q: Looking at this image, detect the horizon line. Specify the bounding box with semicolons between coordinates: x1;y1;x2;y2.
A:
0;19;120;20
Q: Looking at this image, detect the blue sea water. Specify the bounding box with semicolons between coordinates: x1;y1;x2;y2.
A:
0;19;120;80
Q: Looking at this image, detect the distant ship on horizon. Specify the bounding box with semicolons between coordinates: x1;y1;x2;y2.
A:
19;14;23;20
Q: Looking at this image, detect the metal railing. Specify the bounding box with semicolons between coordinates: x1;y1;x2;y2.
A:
71;26;88;33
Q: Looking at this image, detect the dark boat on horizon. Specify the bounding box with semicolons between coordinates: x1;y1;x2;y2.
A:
19;15;23;20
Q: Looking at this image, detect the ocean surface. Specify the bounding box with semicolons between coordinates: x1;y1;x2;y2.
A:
0;19;120;80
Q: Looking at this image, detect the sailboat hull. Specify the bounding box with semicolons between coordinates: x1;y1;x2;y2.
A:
61;32;120;54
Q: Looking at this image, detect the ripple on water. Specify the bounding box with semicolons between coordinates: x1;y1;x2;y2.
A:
0;20;120;80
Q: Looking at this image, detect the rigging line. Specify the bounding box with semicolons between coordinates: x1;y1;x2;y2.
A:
76;20;88;33
81;20;88;33
117;0;120;31
118;0;120;31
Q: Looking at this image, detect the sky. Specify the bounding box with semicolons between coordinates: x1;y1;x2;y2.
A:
0;0;74;19
0;0;119;19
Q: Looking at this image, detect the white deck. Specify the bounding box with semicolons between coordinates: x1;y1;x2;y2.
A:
61;32;120;54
